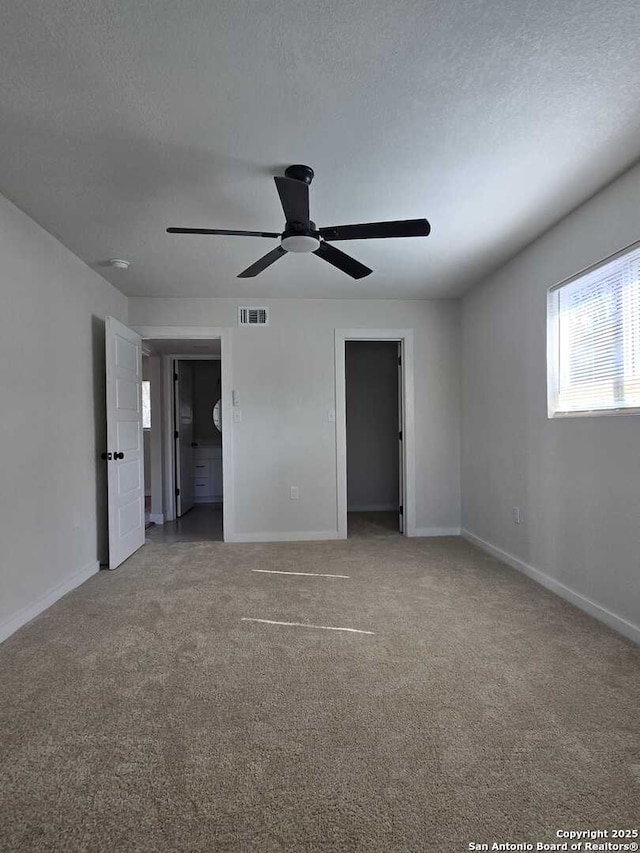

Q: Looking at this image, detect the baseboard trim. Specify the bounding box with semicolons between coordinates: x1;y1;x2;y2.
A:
462;529;640;645
227;530;340;543
413;527;461;537
348;504;398;512
149;513;165;525
0;560;100;644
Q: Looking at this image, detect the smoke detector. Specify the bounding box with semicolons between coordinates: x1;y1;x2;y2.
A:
108;258;131;270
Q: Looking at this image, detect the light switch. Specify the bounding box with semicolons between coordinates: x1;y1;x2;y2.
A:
232;390;240;407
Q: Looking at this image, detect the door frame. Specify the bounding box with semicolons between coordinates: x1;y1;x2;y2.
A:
133;326;234;542
334;328;416;539
172;357;198;519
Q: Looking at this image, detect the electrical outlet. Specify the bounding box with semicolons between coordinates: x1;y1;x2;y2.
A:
512;507;522;524
290;486;299;500
327;409;336;422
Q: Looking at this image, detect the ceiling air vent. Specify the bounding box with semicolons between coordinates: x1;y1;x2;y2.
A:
238;306;269;327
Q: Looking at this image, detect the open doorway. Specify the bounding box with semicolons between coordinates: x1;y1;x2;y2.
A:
103;321;232;569
142;340;224;544
142;356;153;526
335;329;415;540
345;341;402;537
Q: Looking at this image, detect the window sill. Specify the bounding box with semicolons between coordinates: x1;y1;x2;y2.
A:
548;407;640;419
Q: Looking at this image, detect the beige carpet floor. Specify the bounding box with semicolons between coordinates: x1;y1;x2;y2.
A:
1;523;639;852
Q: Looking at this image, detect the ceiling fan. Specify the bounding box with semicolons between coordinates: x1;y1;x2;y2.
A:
167;165;431;279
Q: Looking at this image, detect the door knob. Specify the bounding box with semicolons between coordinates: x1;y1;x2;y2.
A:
114;452;125;460
101;452;113;460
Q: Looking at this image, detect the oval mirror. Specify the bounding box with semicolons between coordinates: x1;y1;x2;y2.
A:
213;399;222;433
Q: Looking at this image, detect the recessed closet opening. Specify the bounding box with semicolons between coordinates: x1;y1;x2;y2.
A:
345;341;403;536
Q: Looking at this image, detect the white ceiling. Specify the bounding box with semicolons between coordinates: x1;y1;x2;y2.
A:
2;1;640;300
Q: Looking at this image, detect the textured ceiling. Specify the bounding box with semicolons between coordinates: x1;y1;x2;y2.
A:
2;0;640;299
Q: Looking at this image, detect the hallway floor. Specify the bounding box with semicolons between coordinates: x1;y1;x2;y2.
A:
145;504;223;544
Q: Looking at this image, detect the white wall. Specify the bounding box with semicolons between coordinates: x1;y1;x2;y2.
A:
461;161;640;643
129;297;461;539
143;430;152;495
0;194;128;641
346;341;399;511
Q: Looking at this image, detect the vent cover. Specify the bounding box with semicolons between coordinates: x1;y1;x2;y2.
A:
238;306;269;326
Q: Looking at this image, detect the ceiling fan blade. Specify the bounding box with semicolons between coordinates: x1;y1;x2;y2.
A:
313;241;372;279
274;176;309;225
319;218;430;241
237;245;287;278
167;227;280;237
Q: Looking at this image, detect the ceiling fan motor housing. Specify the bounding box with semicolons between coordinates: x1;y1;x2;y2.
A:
284;164;314;185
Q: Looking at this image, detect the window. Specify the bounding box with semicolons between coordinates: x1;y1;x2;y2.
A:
142;380;151;429
547;241;640;417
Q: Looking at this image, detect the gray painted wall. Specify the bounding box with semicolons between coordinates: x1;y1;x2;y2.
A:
461;160;640;642
346;341;399;511
0;193;128;640
129;297;461;538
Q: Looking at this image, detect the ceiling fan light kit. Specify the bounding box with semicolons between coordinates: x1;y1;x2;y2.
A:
167;165;431;279
281;230;320;253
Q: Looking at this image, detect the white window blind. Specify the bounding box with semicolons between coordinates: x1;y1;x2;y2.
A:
547;242;640;416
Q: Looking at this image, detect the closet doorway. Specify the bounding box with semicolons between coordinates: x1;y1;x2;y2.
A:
345;340;402;535
335;329;416;539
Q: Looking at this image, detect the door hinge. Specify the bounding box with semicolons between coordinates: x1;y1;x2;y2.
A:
398;430;402;440
174;372;178;381
174;430;179;439
398;355;402;366
175;488;180;496
399;505;403;514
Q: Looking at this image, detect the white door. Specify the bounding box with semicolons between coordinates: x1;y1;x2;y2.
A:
105;317;145;569
397;342;404;533
174;360;195;517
